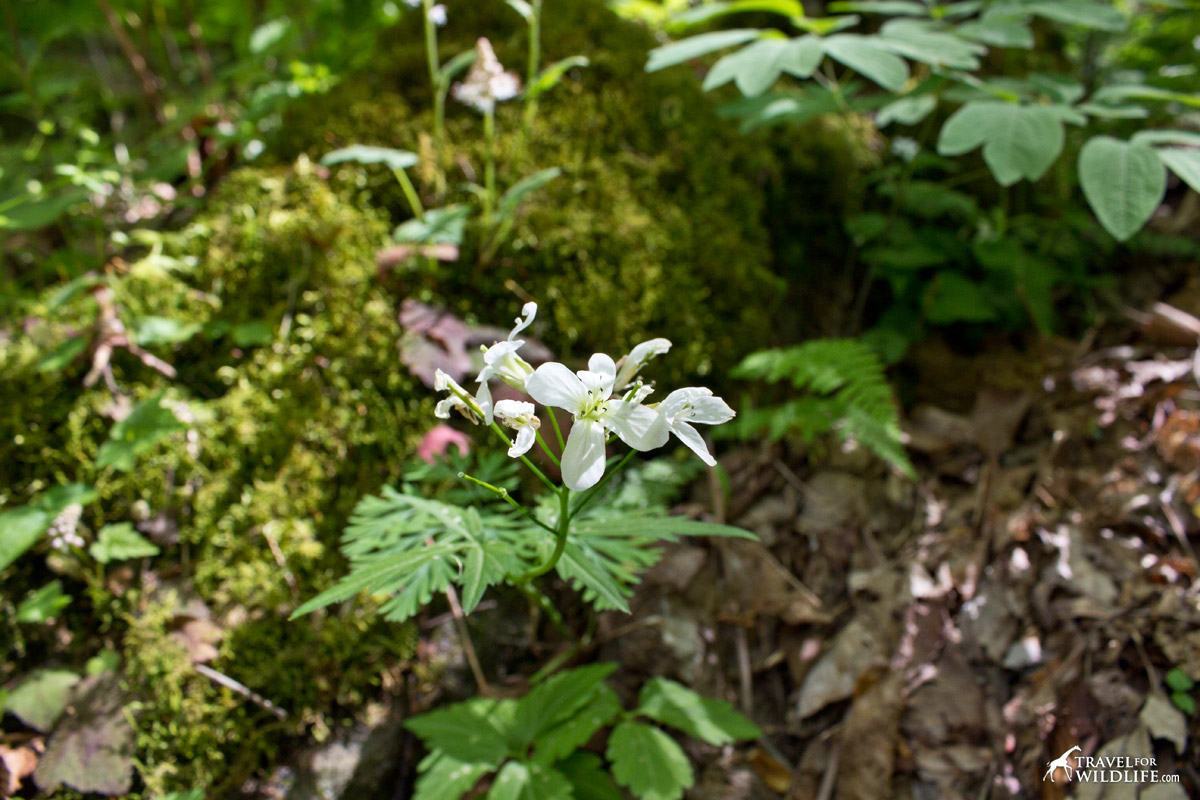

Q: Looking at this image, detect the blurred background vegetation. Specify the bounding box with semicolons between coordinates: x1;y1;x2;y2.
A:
1;0;1198;797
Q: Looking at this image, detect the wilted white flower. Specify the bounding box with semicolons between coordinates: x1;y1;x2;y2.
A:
525;354;667;491
452;38;522;113
434;369;481;423
614;338;671;391
428;3;447;25
658;388;736;467
493;399;540;458
475;301;537;424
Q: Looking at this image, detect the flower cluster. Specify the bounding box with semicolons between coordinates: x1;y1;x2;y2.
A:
47;503;85;551
433;303;735;491
452;38;521;114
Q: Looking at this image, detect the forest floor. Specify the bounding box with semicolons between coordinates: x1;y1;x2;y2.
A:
261;275;1200;800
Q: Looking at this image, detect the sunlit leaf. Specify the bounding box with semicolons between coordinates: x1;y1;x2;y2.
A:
646;30;762;73
937;101;1063;185
636;678;761;745
822;34;909;92
606;721;693;800
1078;136;1165;241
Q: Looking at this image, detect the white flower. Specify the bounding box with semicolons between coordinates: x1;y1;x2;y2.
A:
659;388;735;467
493;399;540;458
429;4;447;26
402;0;420;6
614;337;671;391
525;354;668;491
452;38;522;113
434;369;481;423
47;503;85;551
475;302;537;424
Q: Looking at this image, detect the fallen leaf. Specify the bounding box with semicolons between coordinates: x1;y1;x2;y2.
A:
796;606;893;718
4;670;80;732
1138;693;1187;753
0;741;41;795
34;673;135;796
835;671;903;800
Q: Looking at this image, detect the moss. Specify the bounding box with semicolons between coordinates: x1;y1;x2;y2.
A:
275;0;783;383
0;164;422;795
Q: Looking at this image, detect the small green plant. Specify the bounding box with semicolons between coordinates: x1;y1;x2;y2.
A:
292;302;752;623
726;339;914;476
406;663;760;800
1166;667;1196;716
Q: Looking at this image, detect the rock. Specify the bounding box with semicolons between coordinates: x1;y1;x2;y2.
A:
286;707;406;800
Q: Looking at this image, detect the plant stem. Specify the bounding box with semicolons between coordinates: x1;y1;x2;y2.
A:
483;105;496;225
547;408;566;451
522;0;543;133
488;421;557;492
393;167;425;220
534;429;561;467
457;471;557;535
421;0;441;146
515;580;571;638
518;486;570;581
569;450;636;520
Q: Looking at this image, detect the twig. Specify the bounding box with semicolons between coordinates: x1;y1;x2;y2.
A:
444;585;490;695
194;664;287;719
734;624;753;715
95;0;166;123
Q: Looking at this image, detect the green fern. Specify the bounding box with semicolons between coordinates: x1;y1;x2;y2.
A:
727;339;914;477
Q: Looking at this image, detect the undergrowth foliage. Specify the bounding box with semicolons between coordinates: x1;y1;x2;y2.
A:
728;340;914;477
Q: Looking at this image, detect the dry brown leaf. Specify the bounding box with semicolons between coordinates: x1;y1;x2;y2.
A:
0;742;41;796
834;671;903;800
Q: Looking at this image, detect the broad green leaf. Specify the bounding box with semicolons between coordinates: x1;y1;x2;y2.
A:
406;697;518;764
16;580;72;623
1077;102;1149;120
413;753;492;800
133;316;201;346
1173;692;1196;716
36;337;87;373
646;30;762;73
96;393;186;472
513;664;617;746
498;169;562;218
487;761;573;800
719;87;843;131
1027;73;1084;104
703;36;824;96
828;0;927;14
1043;104;1087;126
1166;668;1196;693
4;670;80;732
321;145;418;172
794;14;861;35
532;684;622;764
956;18;1033;48
1091;84;1200;109
1027;1;1125;32
925;273;997;324
86;649;121;676
527;56;589;101
38;483;99;514
672;0;805;28
636;678;761;745
878;20;984;70
937;101;1063;185
231;320;274;346
1158;148;1200;195
555;752;622;800
606;721;693;800
0;190;86;231
89;523;160;564
0;505;51;573
31;674;134;795
876;93;937;127
394;204;472;246
1078;136;1166;242
1132;130;1200;148
822;35;909;92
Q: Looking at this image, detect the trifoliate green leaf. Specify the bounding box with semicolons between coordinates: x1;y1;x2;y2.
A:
937;101;1064;185
89;523;160;564
1078;136;1165;241
606;721;693;800
635;678;761;745
486;761;574;800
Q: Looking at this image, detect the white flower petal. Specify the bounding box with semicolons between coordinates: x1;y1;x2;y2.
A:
561;418;607;491
672;419;716;466
660;387;712;420
575;368;613;397
434;397;457;420
525;362;588;412
475;381;494;425
616;338;671;388
686;395;736;425
494;399;535;421
588;352;616;378
509;302;537;341
508;424;536;458
605;403;669;451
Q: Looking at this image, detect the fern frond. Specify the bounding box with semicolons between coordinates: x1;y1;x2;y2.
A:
728;339;914;477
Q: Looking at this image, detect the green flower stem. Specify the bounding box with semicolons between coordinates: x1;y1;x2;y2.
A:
421;0;442;146
569;450;636;520
392;167;425;221
518;486;571;581
457;471;557;536
522;0;543;133
515;579;570;638
547;408;566;451
487;421;557;492
534;429;561;467
483;105;497;225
